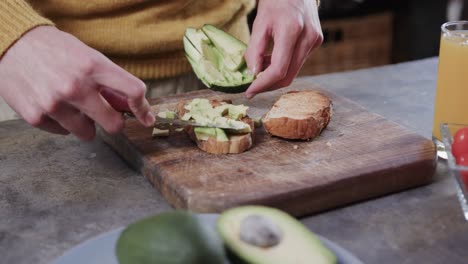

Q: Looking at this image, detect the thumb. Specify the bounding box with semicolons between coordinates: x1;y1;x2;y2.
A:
245;25;269;75
92;53;154;127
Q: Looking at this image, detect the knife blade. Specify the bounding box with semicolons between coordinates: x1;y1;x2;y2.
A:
154;116;249;130
123;112;251;133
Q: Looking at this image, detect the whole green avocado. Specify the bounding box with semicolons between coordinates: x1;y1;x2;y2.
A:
116;211;227;264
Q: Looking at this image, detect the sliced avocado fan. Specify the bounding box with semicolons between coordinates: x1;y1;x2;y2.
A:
184;25;254;93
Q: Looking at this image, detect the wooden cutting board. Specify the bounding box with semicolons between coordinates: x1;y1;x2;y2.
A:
100;80;436;217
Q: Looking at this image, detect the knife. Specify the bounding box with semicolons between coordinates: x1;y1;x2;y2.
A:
122;112;251;133
154;116;251;132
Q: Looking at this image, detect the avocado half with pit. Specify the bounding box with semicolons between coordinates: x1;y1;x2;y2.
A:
183;25;254;93
116;211;228;264
217;206;337;264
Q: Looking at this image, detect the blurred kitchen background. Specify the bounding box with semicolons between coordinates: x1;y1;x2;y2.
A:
249;0;465;75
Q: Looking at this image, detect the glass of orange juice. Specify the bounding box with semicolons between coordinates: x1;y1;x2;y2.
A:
433;21;468;158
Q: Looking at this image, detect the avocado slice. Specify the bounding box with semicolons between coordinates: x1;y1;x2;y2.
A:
214;104;230;116
183;25;254;93
184;29;226;85
183;35;202;62
194;127;216;141
184;99;251;133
181;112;192;121
227;105;248;120
116;211;227;264
152;127;170;137
194;127;229;141
214;128;229;141
185;55;212;88
186;53;226;87
184;28;209;54
201;41;223;70
217;206;337;264
201;24;246;72
185;98;213;112
157;110;176;119
184;33;225;88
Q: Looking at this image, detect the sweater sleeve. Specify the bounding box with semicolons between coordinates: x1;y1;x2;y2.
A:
0;0;54;59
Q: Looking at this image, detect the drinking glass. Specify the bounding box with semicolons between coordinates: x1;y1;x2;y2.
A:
433;21;468;159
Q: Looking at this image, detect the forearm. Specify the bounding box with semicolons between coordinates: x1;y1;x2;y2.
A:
0;0;53;60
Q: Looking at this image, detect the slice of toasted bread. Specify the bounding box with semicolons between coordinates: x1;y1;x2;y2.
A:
262;91;332;140
177;99;254;154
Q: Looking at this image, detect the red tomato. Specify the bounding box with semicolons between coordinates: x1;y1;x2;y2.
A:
451;127;468;159
456;153;468;191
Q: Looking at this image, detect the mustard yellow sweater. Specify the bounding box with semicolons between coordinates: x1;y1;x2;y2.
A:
0;0;255;79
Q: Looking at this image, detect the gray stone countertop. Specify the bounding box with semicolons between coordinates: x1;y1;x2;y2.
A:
1;57;467;264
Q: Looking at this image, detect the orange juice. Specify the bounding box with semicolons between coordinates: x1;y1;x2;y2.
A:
433;29;468;140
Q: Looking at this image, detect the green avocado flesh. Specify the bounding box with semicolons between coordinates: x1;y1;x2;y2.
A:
152;111;177;137
184;25;254;93
194;127;228;141
152;127;170;137
157;110;176;119
116;211;227;264
183;99;251;140
217;206;337;264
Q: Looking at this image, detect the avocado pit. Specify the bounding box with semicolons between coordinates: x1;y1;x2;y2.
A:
239;214;283;248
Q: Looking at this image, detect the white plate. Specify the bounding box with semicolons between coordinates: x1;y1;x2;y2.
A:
53;214;363;264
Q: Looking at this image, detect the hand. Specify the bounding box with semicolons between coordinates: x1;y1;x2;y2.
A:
244;0;323;98
0;26;155;141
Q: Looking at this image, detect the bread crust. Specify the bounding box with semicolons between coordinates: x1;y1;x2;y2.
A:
262;91;332;140
177;100;254;154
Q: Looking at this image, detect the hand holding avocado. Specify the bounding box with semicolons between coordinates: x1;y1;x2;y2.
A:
244;0;323;98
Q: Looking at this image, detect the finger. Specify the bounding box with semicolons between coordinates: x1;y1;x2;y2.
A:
11;98;69;135
262;55;272;70
48;103;96;141
245;20;270;75
36;115;70;135
72;90;126;134
91;55;154;126
270;30;320;90
100;86;130;112
128;93;154;127
245;24;303;98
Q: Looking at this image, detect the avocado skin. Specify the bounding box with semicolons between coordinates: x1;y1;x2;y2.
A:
116;211;227;264
210;82;252;94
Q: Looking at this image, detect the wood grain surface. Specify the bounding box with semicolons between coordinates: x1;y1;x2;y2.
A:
100;80;437;217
